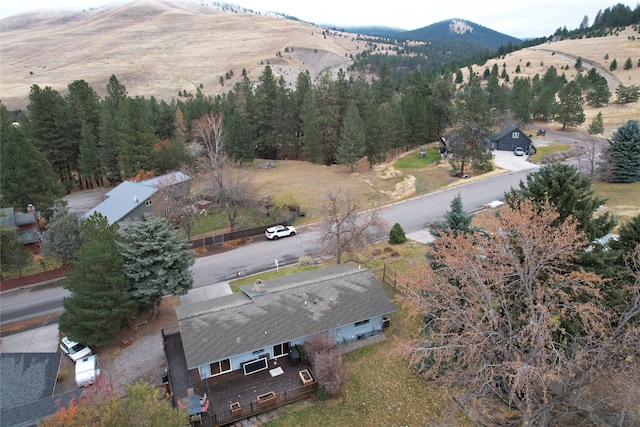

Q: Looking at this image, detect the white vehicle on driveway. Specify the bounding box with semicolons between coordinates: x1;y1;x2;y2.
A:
75;354;100;387
265;225;296;240
60;336;92;362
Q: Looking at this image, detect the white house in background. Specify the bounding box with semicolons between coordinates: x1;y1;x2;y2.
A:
84;171;191;225
175;264;397;380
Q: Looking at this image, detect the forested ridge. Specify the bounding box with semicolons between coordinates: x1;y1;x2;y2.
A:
2;3;639;214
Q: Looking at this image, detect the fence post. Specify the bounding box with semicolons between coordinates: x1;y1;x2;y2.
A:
394;268;397;288
383;263;386;285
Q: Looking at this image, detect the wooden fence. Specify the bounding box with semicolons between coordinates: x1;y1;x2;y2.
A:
0;267;67;292
373;264;419;299
193;382;317;427
189;208;300;249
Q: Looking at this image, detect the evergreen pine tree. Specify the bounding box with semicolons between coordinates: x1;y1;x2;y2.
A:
431;194;475;237
586;75;611;107
604;119;640;183
41;202;83;266
59;213;135;347
117;98;157;178
118;217;194;316
624;57;633;70
253;66;279;159
372;62;395;105
609;58;618;71
450;74;494;176
588;111;605;135
455;69;463;84
0;105;61;212
78;120;101;187
100;75;127;184
26;85;74;192
389;223;407;244
337;101;366;172
65;79;102;187
505;163;616;241
223;108;254;165
511;77;532;126
552;81;585;129
616;84;640;103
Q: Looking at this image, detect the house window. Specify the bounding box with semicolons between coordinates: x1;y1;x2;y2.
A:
210;359;231;376
512;132;520;139
164;207;172;215
273;342;290;358
145;200;153;206
164;194;170;200
354;319;370;327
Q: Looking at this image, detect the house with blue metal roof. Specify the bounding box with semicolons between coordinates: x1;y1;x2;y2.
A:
84;171;191;225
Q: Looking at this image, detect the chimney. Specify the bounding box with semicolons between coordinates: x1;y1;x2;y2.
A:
27;203;35;213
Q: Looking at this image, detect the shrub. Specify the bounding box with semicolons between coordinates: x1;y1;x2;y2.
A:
298;255;313;266
306;334;348;398
389;223;407;244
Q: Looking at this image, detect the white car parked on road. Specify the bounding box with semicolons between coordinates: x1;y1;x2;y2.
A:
265;225;296;240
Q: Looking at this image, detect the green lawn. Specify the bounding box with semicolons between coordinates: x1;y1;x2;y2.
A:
530;144;570;162
394;146;442;169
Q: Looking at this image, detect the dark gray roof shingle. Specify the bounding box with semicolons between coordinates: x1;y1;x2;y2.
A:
0;353;75;427
176;265;397;369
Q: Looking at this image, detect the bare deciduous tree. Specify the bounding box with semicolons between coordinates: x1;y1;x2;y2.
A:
150;171;199;239
318;188;387;264
209;157;258;231
400;200;640;425
577;138;605;177
191;112;224;169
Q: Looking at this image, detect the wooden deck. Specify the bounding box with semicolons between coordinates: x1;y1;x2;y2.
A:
163;329;316;426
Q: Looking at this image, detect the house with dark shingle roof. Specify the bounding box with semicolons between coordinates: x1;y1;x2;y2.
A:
175;264;397;379
84;171;191;225
487;124;533;152
0;353;81;427
0;205;42;254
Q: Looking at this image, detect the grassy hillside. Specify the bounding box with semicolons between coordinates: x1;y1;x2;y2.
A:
459;28;640;135
0;0;363;109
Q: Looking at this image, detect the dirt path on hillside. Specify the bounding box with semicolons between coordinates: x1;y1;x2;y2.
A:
530;48;621;92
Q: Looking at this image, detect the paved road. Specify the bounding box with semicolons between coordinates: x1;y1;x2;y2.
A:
0;152;535;331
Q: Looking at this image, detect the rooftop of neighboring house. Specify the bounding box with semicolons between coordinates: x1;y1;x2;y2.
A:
0;352;82;427
0;206;41;244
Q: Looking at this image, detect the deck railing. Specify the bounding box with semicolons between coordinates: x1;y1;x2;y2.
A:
193;382;317;427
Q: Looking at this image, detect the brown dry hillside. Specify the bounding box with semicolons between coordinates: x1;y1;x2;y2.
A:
0;0;363;109
459;28;640;135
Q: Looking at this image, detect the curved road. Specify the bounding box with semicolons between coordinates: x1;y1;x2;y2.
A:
1;159;534;328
